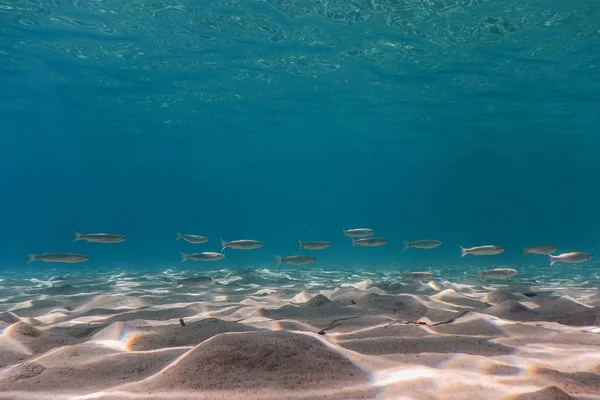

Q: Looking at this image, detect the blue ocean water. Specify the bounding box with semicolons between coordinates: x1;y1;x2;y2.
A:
1;0;599;283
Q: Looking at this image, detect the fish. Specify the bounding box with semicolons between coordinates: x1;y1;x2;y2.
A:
460;245;505;257
343;228;375;238
403;240;441;250
297;239;331;251
73;232;126;243
549;252;593;267
171;276;213;288
403;272;434;281
477;268;518;279
523;244;558;255
27;253;90;264
221;239;263;251
176;232;208;244
274;255;316;266
352;237;388;247
180;252;224;263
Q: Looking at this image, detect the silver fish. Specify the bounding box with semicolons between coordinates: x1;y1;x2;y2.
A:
176;232;208;244
549;252;593;267
221;239;263;251
73;232;126;243
478;268;518;279
27;253;90;264
171;276;213;288
403;240;441;250
297;239;331;251
181;252;224;263
523;244;558;255
352;237;388;247
343;228;375;238
460;245;505;257
274;255;316;266
403;272;434;281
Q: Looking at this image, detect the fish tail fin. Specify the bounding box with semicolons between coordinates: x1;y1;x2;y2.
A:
460;246;467;258
343;228;346;237
170;278;179;289
274;255;283;267
26;254;37;264
475;269;483;277
220;238;227;252
549;254;557;267
522;247;528;256
352;239;357;247
176;232;182;240
73;232;82;242
297;239;303;250
402;241;410;251
180;252;188;264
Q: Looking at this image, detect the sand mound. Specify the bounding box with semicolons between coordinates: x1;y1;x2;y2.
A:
548;308;600;326
507;296;600;327
0;340;30;369
0;346;186;393
4;321;84;355
535;296;593;317
0;312;20;324
317;315;399;334
498;323;600;350
510;386;574;400
366;287;388;296
92;320;152;342
291;291;313;303
9;321;41;338
130;318;262;351
339;335;514;356
34;344;118;366
537;368;600;395
340;323;433;340
53;323;108;339
434;313;506;337
104;303;206;323
424;306;468;323
483;300;537;320
1;362;46;382
260;302;360;323
7;298;65;317
268;288;296;297
431;289;485;309
74;294;150;314
371;281;405;294
329;286;369;303
129;330;368;392
341;279;373;291
306;294;331;307
356;293;428;319
485;289;527;304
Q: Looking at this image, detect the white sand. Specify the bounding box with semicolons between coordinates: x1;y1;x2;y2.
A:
0;269;599;399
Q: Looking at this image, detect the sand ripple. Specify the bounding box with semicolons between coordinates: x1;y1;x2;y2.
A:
0;267;599;399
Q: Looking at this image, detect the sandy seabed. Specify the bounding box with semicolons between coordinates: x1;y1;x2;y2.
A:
0;267;599;400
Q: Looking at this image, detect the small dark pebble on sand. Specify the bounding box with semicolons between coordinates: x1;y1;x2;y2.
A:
179;318;186;327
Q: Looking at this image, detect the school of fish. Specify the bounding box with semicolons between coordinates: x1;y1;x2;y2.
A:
25;229;594;282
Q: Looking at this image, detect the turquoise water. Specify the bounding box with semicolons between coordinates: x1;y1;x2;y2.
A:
1;0;599;281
